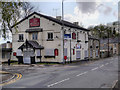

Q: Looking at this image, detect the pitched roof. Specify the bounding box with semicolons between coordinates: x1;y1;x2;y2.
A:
18;40;44;49
28;41;44;49
11;12;89;31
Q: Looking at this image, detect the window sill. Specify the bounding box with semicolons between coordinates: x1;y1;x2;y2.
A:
85;41;88;43
47;39;54;41
44;56;55;58
18;40;24;42
37;56;42;58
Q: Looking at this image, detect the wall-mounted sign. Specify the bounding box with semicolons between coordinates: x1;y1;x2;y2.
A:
72;32;76;39
64;34;71;39
76;43;81;49
29;18;40;27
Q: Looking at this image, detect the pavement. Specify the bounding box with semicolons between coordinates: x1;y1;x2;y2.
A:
1;56;119;88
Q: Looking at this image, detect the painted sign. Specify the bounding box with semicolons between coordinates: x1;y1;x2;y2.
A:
29;18;40;27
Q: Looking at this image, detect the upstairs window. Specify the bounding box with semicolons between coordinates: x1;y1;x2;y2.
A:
32;33;38;40
18;34;24;41
47;32;53;41
72;32;76;39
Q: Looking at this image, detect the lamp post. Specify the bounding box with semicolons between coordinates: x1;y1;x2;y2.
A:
62;0;65;64
107;27;110;57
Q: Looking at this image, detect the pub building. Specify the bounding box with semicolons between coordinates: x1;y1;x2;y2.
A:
11;12;89;64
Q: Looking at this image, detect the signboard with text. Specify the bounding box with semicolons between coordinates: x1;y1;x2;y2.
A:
64;34;71;39
29;18;40;27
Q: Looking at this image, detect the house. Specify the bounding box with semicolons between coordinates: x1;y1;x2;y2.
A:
0;41;12;62
100;37;120;58
11;12;89;64
88;35;100;60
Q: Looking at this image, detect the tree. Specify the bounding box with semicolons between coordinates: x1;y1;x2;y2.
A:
22;2;35;18
88;24;113;39
0;2;35;39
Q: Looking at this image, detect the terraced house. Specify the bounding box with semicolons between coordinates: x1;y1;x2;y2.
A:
11;12;89;64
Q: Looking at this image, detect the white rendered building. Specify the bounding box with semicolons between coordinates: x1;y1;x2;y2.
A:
11;12;89;64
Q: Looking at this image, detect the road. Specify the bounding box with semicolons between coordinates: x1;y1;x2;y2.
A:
2;56;118;88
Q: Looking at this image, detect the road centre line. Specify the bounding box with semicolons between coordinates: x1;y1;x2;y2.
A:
47;78;70;87
76;71;88;77
105;63;109;65
110;61;113;63
91;67;99;71
99;64;104;68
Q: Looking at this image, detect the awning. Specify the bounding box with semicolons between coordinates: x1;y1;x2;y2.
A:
25;28;43;33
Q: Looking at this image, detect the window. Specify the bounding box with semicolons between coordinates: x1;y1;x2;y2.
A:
73;49;75;55
54;49;59;56
77;32;79;40
85;33;86;41
32;33;38;40
2;52;5;59
76;51;81;59
48;33;53;40
19;34;24;41
72;32;76;39
45;49;54;56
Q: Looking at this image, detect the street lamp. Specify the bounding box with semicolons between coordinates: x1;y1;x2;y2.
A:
62;0;65;64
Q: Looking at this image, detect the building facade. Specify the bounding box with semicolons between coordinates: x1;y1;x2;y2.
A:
88;36;100;60
11;12;89;64
100;37;120;58
0;41;12;62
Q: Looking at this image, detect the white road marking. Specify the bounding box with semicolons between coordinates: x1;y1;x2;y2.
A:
99;65;104;68
105;63;109;65
110;61;113;64
47;78;70;87
76;71;88;77
91;67;98;71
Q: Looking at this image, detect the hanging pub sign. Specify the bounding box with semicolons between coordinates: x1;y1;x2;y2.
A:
29;18;40;27
72;32;76;39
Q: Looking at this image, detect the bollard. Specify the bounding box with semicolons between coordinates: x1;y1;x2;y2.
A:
8;59;10;65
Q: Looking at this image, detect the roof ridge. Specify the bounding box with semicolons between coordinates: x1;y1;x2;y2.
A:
11;12;89;31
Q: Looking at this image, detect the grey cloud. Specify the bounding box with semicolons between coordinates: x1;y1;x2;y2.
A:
76;1;113;15
103;6;112;15
76;2;97;14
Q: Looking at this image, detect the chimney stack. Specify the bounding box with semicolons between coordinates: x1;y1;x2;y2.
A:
56;16;61;20
73;22;79;25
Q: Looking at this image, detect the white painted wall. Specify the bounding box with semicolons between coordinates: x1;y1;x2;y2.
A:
11;13;89;63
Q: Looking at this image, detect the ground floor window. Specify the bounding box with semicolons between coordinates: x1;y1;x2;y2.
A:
84;50;88;58
76;51;81;59
45;49;54;56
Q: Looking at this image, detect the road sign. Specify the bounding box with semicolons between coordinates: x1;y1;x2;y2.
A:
64;34;71;39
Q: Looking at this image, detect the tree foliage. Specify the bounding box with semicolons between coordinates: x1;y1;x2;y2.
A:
88;24;118;39
0;1;34;39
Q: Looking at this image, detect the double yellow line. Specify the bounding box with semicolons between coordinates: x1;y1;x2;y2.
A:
0;73;22;86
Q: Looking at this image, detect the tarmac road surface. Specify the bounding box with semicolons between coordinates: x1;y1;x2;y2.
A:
2;56;118;88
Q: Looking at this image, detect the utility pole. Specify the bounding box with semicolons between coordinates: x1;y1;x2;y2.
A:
62;0;65;64
70;28;72;63
107;27;110;57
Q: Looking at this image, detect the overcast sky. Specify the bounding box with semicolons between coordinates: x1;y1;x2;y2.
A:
31;0;119;28
0;0;119;44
